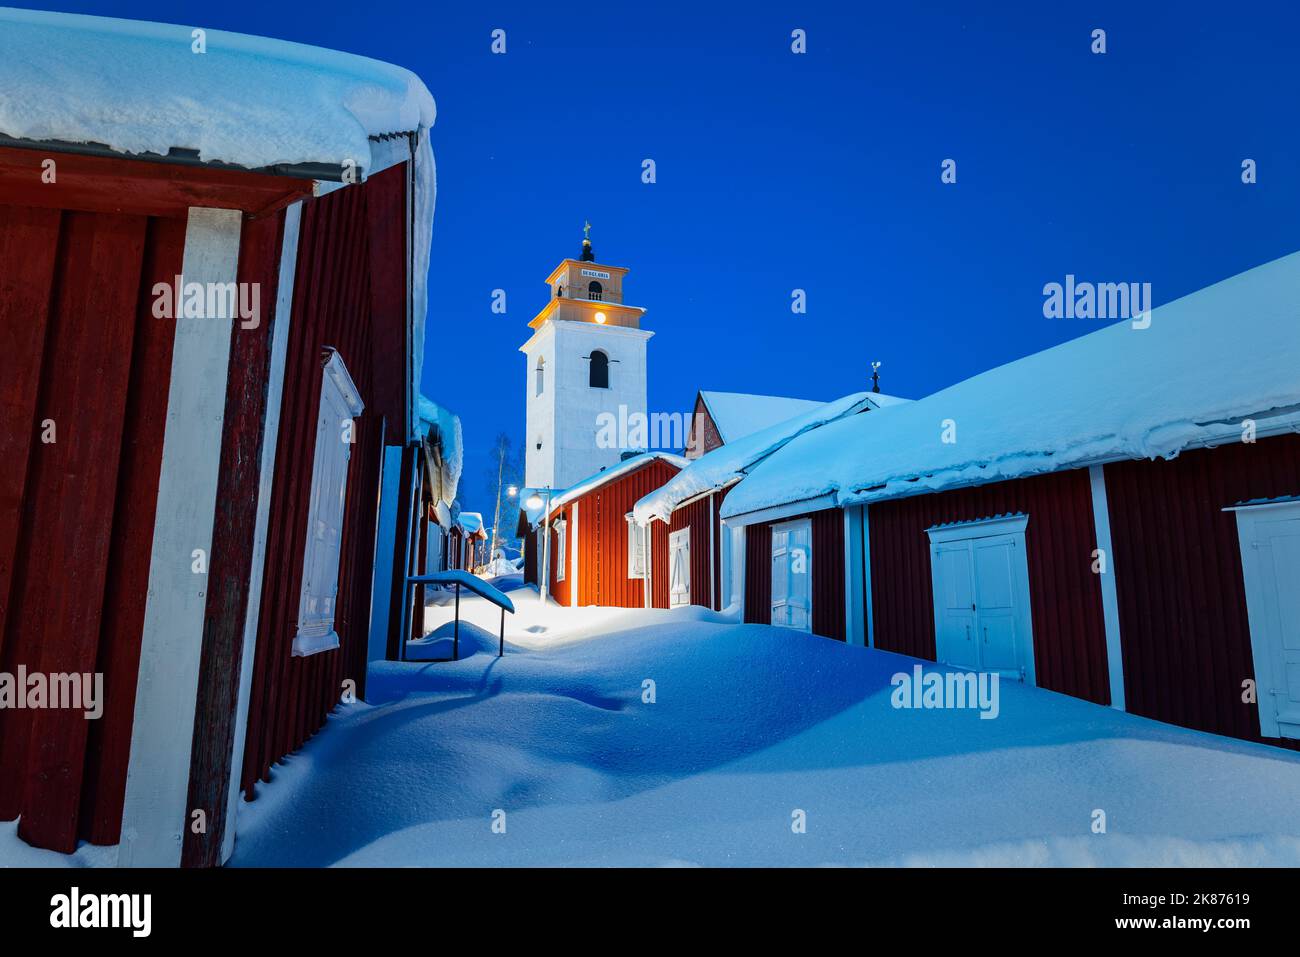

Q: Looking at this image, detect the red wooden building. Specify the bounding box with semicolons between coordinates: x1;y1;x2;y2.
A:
532;453;687;608
720;251;1300;751
0;11;436;865
633;393;894;616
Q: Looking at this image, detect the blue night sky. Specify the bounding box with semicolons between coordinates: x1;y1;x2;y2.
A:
23;0;1300;504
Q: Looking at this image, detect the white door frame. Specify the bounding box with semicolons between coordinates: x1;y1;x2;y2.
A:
1227;498;1300;739
926;514;1035;683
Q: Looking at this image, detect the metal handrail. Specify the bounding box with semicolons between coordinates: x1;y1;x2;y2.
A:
400;573;513;662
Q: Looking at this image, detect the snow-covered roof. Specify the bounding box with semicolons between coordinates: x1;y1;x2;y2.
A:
633;392;889;524
457;512;485;536
418;394;462;504
699;392;823;444
0;8;438;442
537;452;689;524
723;250;1300;520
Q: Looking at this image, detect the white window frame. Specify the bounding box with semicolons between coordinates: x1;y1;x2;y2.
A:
554;517;567;582
292;349;364;657
626;513;647;579
668;527;691;608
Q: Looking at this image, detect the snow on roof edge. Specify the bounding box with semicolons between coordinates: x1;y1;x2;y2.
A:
721;249;1300;520
633;392;880;525
540;452;690;523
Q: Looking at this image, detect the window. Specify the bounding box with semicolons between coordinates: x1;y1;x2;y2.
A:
587;280;603;301
554;518;567;581
535;356;545;396
669;527;690;607
589;350;609;389
293;349;364;657
627;514;646;579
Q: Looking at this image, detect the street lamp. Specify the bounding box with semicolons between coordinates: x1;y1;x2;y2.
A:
507;484;518;498
526;486;553;603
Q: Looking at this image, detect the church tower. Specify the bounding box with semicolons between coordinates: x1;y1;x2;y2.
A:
521;225;653;490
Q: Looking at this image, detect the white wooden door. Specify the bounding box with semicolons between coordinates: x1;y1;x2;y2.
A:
928;516;1034;681
932;542;978;669
771;519;812;631
1234;503;1300;739
669;527;691;607
972;537;1023;677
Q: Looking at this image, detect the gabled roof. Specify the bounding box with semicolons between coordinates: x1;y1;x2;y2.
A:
723;250;1300;520
698;390;908;445
536;451;689;525
633;392;892;524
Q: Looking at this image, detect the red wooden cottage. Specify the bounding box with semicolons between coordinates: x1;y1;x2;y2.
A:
0;10;436;865
720;251;1300;751
531;452;687;608
634;393;901;614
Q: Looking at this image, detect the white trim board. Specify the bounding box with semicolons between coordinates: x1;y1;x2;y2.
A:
844;505;867;647
221;201;301;863
1088;465;1126;711
118;207;242;868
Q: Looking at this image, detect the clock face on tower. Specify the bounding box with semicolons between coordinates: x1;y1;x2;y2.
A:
520;235;654;490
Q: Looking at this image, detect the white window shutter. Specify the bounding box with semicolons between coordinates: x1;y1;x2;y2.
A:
293;350;364;657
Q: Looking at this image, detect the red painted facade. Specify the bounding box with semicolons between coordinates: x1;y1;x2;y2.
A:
1103;434;1300;748
742;509;846;641
0;200;188;851
545;458;681;608
867;470;1112;704
241;164;408;796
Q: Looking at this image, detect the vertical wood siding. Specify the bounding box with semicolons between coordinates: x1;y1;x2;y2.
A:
545;459;681;608
240;167;405;796
1103;434;1300;747
867;470;1111;704
743;523;772;623
547;505;572;606
0;204;184;851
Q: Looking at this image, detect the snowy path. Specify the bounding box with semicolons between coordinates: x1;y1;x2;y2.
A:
229;578;1300;867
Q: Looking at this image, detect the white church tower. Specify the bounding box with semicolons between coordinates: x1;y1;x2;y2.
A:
521;225;652;490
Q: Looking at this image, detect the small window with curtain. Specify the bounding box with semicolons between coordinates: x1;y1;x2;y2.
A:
589;350;609;389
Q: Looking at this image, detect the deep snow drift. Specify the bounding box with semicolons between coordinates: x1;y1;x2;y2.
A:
224;580;1300;867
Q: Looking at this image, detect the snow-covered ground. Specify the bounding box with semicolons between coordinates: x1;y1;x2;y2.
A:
225;577;1300;867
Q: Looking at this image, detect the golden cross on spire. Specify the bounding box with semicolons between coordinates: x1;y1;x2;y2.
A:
583;220;591;241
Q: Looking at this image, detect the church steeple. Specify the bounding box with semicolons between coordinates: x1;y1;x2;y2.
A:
580;220;595;262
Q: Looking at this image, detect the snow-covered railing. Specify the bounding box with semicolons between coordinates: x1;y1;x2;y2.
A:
402;570;515;661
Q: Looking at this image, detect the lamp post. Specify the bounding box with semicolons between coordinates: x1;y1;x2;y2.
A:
525;486;553;604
